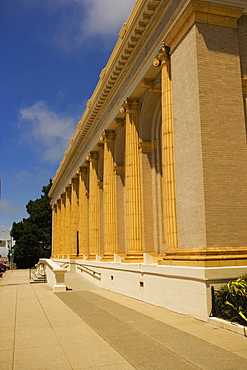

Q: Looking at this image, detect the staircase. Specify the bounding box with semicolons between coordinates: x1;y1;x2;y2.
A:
28;262;46;284
29;271;47;283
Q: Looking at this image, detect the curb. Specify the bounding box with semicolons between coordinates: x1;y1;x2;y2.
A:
208;317;247;337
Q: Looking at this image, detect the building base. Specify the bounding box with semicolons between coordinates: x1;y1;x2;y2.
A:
159;248;247;267
52;257;247;322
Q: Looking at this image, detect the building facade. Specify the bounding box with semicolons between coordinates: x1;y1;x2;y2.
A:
49;0;247;321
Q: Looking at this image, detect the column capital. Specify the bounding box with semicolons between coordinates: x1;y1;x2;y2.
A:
120;98;139;114
79;165;88;175
115;118;125;127
153;43;170;67
142;79;161;92
139;140;156;153
104;130;116;142
65;184;72;195
88;151;99;161
71;175;79;184
114;165;125;175
97;142;104;150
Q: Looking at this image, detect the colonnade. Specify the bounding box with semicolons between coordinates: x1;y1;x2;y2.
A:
50;0;247;270
51;50;178;262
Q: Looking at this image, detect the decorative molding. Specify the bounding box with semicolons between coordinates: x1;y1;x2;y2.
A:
120;98;139;114
153;43;170;66
164;0;244;52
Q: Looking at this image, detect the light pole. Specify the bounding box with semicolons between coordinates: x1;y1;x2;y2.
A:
1;228;13;270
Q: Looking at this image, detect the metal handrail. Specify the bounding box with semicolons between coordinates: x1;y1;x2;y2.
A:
60;262;69;268
76;263;101;280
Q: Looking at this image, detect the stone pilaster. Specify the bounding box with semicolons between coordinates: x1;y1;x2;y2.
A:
153;44;178;250
158;1;247;262
88;151;100;257
102;130;116;259
78;166;88;257
120;98;143;261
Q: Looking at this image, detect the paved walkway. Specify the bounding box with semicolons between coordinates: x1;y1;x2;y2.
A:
0;270;247;370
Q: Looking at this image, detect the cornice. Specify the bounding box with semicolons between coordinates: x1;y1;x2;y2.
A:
164;0;244;51
50;0;164;201
49;0;246;202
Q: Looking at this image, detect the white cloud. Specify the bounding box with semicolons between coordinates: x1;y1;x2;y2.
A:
81;0;137;37
0;200;23;216
19;101;77;164
24;0;136;50
15;170;29;184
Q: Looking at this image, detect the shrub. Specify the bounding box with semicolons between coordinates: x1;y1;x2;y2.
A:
215;274;247;326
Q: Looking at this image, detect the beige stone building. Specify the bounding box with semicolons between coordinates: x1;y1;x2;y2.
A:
49;0;247;321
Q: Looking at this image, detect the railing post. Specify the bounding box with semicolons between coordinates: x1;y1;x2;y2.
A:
211;286;217;317
43;264;46;283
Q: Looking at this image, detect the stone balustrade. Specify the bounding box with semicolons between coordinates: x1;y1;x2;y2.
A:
39;258;67;292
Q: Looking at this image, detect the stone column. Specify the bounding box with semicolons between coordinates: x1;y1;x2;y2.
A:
56;199;61;257
70;176;79;258
103;130;116;259
88;151;100;257
78;166;88;257
51;204;57;258
153;44;178;250
65;185;71;258
60;193;66;257
120;99;143;261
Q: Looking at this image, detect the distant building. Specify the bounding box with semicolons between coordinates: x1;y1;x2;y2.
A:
0;229;11;262
49;0;247;321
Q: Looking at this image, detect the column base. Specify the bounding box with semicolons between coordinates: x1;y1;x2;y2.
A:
158;247;247;267
123;253;144;263
54;255;69;259
101;253;115;262
68;254;77;259
77;254;87;260
87;254;102;261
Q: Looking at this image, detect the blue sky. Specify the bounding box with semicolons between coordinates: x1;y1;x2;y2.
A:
0;0;136;230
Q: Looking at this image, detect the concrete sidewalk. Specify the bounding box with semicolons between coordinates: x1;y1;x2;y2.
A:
0;270;247;369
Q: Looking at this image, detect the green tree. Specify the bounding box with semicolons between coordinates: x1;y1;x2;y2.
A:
11;181;52;269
